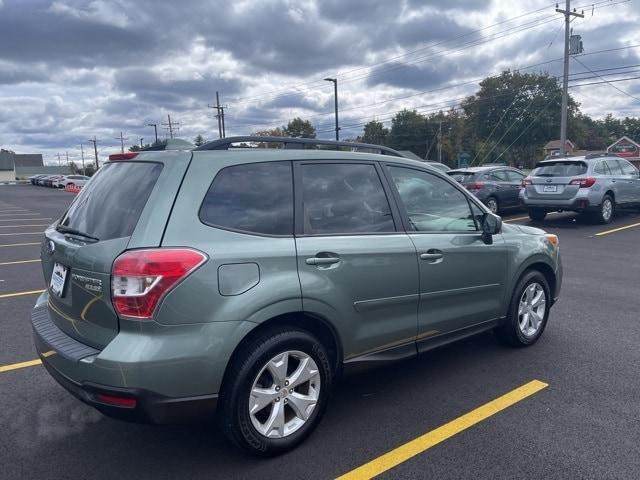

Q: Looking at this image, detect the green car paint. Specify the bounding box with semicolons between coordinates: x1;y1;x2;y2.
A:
33;148;562;428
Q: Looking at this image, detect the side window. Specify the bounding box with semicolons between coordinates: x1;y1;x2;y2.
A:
593;162;610;175
300;163;395;235
506;170;525;181
387;166;477;232
619;160;638;176
487;170;509;181
199;161;293;235
605;159;623;175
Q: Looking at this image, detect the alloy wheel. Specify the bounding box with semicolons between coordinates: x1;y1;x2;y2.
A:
518;282;547;338
249;350;321;438
487;198;498;214
602;198;613;222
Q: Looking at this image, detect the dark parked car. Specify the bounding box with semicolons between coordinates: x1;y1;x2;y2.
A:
448;166;526;214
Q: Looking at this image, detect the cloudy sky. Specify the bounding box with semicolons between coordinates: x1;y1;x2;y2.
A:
1;0;639;164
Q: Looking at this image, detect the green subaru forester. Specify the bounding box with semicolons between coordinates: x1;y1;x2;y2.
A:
32;137;562;456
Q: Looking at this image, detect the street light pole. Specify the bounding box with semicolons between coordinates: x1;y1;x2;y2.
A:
147;123;158;144
324;78;339;141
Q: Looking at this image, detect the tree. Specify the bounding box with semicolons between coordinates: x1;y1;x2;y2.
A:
251;127;286;148
193;134;206;146
128;144;141;152
386;109;433;159
362;120;389;145
462;71;576;166
282;118;316;138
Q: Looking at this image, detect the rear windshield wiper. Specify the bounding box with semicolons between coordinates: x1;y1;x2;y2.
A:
55;225;100;242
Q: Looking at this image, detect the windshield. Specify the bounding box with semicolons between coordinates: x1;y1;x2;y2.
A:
58;161;162;241
533;161;587;177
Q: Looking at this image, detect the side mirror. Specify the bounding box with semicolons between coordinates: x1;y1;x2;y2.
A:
481;212;502;245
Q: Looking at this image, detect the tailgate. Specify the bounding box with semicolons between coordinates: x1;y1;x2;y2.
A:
40;153;191;348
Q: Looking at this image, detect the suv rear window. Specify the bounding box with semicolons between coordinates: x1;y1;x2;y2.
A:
59;162;162;241
533;161;587;177
447;171;477;183
199;161;293;235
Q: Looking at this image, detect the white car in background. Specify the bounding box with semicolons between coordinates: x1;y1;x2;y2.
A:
53;175;90;189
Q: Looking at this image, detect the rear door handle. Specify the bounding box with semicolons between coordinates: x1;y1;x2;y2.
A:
420;251;444;261
306;256;340;266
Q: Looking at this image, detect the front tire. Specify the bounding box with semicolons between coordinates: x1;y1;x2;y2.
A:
495;270;551;347
218;327;333;456
528;208;547;221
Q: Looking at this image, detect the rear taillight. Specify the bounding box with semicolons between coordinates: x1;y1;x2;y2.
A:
109;152;139;161
111;248;207;319
569;177;596;188
521;178;532;187
466;181;485;191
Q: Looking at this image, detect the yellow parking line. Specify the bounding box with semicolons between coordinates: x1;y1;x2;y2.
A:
503;215;529;223
0;242;40;248
0;232;42;236
0;289;45;299
0;359;42;373
0;224;49;228
595;222;640;237
0;259;40;266
336;380;549;480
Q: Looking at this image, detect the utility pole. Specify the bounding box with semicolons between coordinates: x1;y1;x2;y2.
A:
147;123;158;144
208;92;226;138
162;115;179;139
438;120;443;163
556;1;584;156
114;131;128;153
140;138;144;149
56;153;61;166
65;151;69;167
88;137;99;169
80;144;85;175
324;78;339;140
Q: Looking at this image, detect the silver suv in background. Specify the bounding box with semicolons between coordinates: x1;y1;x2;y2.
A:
520;155;640;223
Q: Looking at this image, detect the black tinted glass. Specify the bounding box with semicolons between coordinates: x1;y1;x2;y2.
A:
59;162;162;241
533;161;587;176
301;163;394;234
200;161;293;235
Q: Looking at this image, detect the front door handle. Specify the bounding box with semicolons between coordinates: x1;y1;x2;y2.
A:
306;256;340;266
420;250;444;261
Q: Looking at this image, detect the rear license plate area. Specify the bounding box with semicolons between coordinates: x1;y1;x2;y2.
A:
50;262;68;297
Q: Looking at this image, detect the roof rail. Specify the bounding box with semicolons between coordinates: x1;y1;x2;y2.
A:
584;152;619;159
193;136;405;157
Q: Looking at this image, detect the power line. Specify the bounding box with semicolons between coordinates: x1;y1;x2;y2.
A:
229;45;640;133
571;56;640;102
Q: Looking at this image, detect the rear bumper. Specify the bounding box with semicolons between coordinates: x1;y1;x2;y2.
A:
40;355;217;423
31;293;253;423
519;193;596;211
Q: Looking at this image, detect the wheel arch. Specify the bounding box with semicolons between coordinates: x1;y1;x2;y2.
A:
223;311;343;385
511;258;557;305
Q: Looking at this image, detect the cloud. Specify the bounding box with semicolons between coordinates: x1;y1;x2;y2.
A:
1;0;639;161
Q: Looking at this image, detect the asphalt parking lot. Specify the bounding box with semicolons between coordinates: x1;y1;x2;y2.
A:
1;184;639;479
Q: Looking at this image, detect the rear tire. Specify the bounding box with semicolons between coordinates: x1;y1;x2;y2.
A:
486;196;499;215
218;327;333;456
495;270;551;347
528;208;547;221
594;194;614;224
